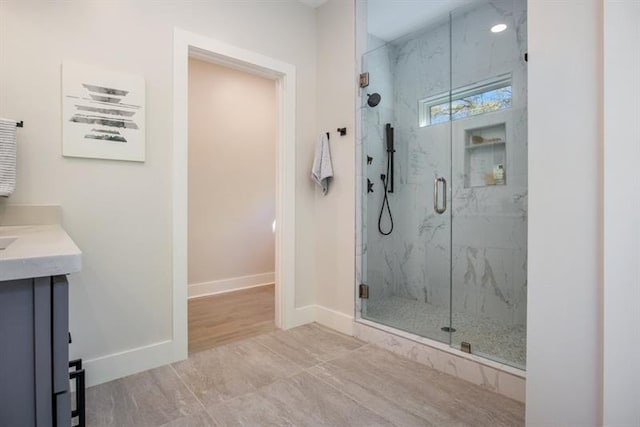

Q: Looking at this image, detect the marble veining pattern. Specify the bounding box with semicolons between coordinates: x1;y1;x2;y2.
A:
86;323;524;426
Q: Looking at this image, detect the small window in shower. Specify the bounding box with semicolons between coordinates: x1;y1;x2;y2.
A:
419;74;512;127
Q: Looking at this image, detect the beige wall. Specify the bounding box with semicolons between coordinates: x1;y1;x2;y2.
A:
0;0;317;382
602;2;640;425
188;59;275;286
526;0;602;425
314;0;356;321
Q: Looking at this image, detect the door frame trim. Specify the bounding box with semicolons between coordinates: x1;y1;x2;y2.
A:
172;28;297;360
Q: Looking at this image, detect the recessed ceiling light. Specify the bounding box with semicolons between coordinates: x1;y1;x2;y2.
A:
491;24;508;33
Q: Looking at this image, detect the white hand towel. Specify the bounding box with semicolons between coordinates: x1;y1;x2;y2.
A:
311;133;333;195
0;118;17;197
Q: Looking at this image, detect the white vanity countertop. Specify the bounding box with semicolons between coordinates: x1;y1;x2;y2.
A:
0;225;82;282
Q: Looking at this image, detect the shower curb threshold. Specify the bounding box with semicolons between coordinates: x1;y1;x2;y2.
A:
353;318;526;403
354;318;526;378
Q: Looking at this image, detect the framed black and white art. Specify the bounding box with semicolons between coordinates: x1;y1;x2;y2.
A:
62;62;146;162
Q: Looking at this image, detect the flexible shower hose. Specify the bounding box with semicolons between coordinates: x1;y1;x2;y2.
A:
378;154;394;235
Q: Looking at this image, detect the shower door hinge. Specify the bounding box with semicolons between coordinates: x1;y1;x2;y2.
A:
359;284;369;299
461;342;471;354
359;72;369;88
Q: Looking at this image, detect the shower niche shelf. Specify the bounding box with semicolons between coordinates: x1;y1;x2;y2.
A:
464;123;507;188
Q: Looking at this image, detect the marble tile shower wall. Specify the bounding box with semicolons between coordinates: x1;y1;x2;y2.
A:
360;1;528;328
392;19;453;311
453;1;527;328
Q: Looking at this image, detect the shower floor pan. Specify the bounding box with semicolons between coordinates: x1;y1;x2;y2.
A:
365;295;526;368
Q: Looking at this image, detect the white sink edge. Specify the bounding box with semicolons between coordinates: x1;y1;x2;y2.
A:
0;236;17;250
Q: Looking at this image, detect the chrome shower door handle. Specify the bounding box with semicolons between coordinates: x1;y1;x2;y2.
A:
434;176;447;214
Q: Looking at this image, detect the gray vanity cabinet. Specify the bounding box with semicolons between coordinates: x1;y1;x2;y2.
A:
0;275;71;427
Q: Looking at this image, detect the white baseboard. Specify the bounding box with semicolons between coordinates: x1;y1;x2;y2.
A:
289;304;354;335
314;305;354;335
82;339;177;388
188;272;275;298
290;304;317;327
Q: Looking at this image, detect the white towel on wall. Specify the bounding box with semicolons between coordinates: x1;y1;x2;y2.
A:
311;133;333;195
0;118;17;197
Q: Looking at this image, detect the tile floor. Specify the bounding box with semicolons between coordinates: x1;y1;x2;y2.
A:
86;323;525;427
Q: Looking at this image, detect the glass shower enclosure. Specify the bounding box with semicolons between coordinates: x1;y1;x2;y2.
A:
359;0;527;369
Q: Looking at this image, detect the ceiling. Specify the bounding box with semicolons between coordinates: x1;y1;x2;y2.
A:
297;0;485;42
367;0;483;42
297;0;328;8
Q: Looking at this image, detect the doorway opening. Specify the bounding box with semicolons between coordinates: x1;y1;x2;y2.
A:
173;30;297;361
187;58;277;353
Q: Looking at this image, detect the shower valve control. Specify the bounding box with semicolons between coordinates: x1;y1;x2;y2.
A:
367;179;374;193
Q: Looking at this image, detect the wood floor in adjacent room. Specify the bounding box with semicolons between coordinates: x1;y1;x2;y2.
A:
188;283;276;354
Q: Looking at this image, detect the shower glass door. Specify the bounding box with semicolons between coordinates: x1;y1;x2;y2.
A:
359;0;527;369
449;1;528;368
360;17;454;345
